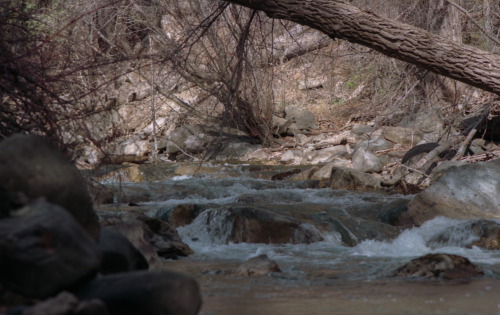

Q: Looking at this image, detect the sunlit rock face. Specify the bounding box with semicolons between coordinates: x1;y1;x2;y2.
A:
408;159;500;225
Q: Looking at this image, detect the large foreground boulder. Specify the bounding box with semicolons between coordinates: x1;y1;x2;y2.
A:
0;201;101;298
76;270;202;315
408;159;500;225
0;134;99;239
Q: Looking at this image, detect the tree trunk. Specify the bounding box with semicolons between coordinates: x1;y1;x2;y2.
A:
423;0;464;105
224;0;500;96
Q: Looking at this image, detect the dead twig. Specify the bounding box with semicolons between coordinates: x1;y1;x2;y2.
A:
452;107;490;160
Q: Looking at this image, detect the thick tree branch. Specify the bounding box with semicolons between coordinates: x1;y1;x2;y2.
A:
224;0;500;96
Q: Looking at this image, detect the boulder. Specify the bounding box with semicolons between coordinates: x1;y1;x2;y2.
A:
191;205;324;244
0;201;101;298
284;106;316;131
235;254;281;276
0;134;100;240
76;271;201;315
355;138;391;152
394;253;483;279
351;147;388;173
382;127;423;147
166;124;205;155
105;139;149;164
244;148;272;161
408;159;500;225
306;145;350;164
98;227;149;275
166;124;255;160
350;124;374;137
100;219;161;269
329;167;382;191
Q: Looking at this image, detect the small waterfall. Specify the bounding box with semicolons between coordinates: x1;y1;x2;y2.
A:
177;209;235;245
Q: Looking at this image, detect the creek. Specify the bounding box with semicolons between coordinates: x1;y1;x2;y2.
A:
99;163;500;314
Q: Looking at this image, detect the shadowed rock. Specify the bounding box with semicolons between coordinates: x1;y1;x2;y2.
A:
98;227;149;275
0;201;101;298
76;271;202;315
0;134;99;239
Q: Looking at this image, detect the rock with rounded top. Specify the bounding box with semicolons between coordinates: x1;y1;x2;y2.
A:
98;227;149;275
0;201;101;298
351;147;388;173
76;270;201;315
350;124;374;137
284;106;316;131
408;159;500;225
0;134;100;240
329;167;382;191
382;127;423;147
394;253;483;279
355;138;391;152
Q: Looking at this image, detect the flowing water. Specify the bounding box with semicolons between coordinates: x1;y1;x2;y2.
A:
101;164;500;314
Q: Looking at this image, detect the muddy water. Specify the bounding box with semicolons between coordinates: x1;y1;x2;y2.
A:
99;163;500;314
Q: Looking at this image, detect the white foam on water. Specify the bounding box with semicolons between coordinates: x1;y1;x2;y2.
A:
351;216;500;265
171;175;193;181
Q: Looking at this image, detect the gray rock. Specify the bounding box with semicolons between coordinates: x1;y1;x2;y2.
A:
244;148;271;161
350;124;374;136
307;145;350;164
351;147;388;173
284;106;316;131
106;139;149;164
329;167;382;191
382;127;423;147
0;201;101;298
76;271;201;315
408;159;500;226
355;138;391;152
166;125;204;155
0;134;100;240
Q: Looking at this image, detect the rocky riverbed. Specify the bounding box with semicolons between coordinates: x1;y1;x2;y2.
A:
2;134;500;314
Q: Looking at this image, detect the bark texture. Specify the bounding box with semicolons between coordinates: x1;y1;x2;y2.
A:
225;0;500;96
